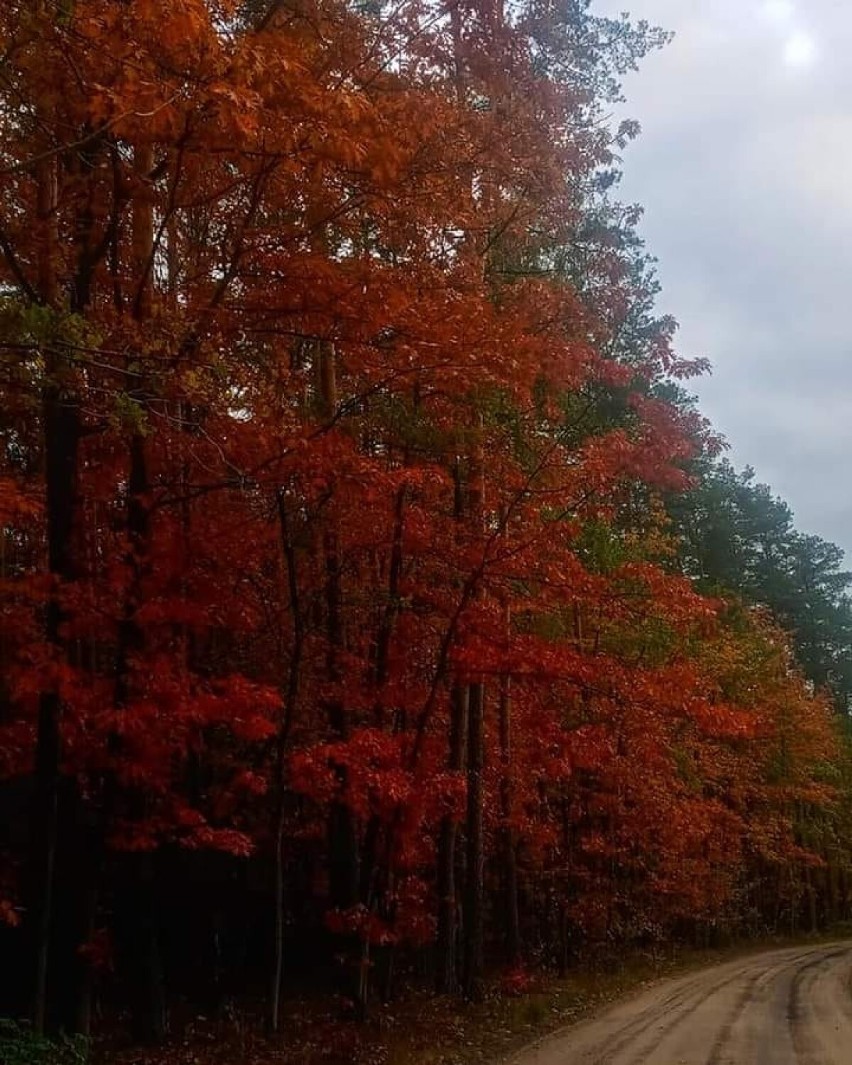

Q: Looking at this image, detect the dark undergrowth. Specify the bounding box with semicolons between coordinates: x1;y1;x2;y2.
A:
83;930;851;1065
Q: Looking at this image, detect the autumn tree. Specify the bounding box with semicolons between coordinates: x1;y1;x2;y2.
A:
0;0;850;1047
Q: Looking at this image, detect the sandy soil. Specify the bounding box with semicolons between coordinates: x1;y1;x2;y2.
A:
511;941;852;1065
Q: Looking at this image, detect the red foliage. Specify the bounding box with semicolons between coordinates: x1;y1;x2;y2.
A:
0;0;844;1026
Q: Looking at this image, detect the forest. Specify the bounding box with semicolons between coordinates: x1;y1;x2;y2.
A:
2;0;852;1057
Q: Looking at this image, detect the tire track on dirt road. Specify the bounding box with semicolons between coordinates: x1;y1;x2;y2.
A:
510;942;852;1065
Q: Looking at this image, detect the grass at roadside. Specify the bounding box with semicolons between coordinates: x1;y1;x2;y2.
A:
367;934;837;1065
95;932;850;1065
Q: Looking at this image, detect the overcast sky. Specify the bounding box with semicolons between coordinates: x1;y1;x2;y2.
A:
594;0;852;561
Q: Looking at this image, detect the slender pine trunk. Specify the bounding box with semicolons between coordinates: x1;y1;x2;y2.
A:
436;684;468;993
31;123;78;1030
499;670;520;966
462;680;485;1000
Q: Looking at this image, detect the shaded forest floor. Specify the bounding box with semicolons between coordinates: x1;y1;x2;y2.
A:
95;931;851;1065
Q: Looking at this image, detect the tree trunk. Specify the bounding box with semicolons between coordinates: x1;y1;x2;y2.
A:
499;670;521;966
111;142;168;1043
463;679;485;1000
315;339;363;1009
31;432;74;1032
462;438;486;1001
30;128;78;1030
270;492;304;1032
436;684;468;993
121;854;166;1044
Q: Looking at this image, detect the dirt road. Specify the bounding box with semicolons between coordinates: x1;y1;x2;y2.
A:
512;942;852;1065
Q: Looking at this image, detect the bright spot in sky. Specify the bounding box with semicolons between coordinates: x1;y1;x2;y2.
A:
784;31;817;67
760;2;819;68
